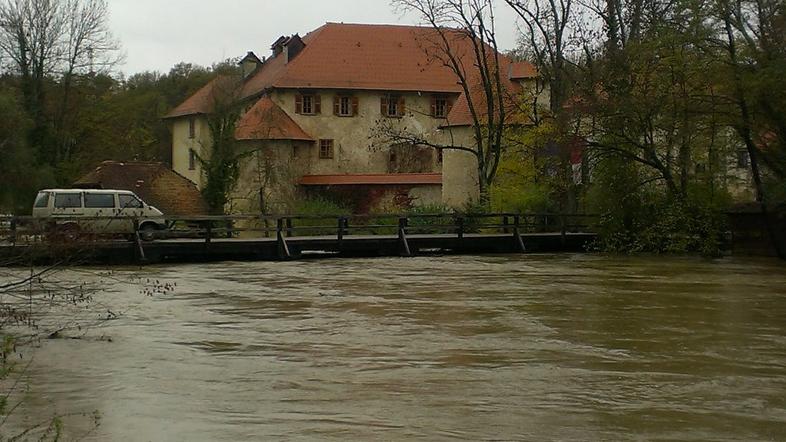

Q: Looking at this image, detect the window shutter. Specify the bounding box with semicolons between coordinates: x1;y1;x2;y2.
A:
380;96;388;116
398;96;406;116
295;94;303;114
352;96;359;116
430;95;437;117
333;96;340;115
315;95;322;114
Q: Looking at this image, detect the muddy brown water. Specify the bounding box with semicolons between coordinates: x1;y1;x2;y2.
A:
4;254;786;440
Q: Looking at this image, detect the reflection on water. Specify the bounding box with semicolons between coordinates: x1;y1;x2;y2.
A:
5;255;786;440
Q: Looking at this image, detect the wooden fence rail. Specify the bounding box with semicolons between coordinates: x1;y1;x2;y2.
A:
1;212;598;244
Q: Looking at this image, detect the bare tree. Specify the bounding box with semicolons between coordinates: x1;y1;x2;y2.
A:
384;0;515;205
0;0;120;162
505;0;575;115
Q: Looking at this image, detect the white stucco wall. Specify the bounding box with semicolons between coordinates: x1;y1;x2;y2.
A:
170;116;212;189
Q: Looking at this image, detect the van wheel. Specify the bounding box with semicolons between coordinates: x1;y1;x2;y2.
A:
59;223;81;241
139;223;158;241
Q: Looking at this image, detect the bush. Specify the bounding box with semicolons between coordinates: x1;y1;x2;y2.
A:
586;156;729;256
289;197;351;235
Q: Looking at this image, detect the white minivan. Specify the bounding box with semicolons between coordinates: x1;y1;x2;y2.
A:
32;189;167;240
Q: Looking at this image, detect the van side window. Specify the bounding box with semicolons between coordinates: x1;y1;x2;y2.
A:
118;194;143;209
84;193;115;208
54;193;82;208
34;192;50;208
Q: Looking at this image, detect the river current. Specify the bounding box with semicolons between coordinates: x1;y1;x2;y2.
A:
5;254;786;440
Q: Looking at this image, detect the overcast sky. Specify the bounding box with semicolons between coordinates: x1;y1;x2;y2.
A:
107;0;521;75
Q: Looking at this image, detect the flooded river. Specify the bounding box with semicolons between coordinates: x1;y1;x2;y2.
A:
5;255;786;440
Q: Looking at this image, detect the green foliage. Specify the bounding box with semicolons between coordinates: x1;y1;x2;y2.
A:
587;156;729;256
200;106;242;214
290;197;352;235
406;204;454;234
293;196;351;216
0;87;55;213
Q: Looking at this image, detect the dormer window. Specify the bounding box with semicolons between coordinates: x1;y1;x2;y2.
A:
296;93;321;115
381;94;405;118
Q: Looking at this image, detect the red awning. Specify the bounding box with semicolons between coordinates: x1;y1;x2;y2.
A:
299;173;442;186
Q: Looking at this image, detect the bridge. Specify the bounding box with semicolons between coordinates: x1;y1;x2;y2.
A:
0;213;598;265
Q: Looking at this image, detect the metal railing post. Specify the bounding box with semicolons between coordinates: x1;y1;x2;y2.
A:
398;217;411;257
337;217;346;242
10;217;17;245
560;214;567;246
277;218;290;259
513;215;526;253
133;218;146;262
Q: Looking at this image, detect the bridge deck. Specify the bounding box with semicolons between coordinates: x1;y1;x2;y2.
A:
0;232;596;265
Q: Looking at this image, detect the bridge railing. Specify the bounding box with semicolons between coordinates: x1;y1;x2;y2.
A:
0;213;599;246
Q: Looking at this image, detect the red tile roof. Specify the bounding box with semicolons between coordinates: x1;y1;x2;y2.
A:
235;96;313;141
73;161;209;216
165;75;240;119
299;173;442;186
509;61;538;80
169;23;538;126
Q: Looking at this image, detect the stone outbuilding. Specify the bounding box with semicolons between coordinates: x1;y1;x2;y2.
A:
73;161;209;216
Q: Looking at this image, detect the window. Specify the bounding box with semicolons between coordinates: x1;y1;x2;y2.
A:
334;95;358;117
84;193;115;208
319;139;334;159
381;94;405;117
54;193;82;209
34;192;50;208
188;117;195;139
437;148;443;164
431;95;451;118
296;93;321;115
119;194;143;209
736;149;749;168
189;148;196;170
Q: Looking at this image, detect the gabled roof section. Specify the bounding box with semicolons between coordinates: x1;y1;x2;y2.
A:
164;75;241;119
509;61;538;80
73;161;209;216
442;57;536;127
235;96;313;141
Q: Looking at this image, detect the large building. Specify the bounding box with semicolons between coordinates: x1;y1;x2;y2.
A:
166;23;541;213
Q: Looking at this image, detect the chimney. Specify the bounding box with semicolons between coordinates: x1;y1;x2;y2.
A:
284;34;305;63
271;35;288;58
238;51;262;78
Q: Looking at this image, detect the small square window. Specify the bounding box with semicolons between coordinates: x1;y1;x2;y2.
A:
319;139;334;159
736;149;749;168
339;96;351;116
189;149;196;170
382;94;404;117
302;95;314;114
432;95;449;118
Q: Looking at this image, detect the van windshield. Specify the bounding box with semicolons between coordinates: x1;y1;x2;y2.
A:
34;192;50;208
